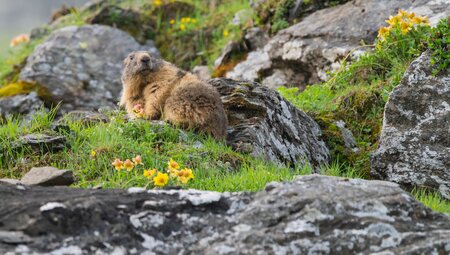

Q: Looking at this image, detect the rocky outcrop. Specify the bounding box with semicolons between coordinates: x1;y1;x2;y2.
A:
229;0;450;90
210;78;329;169
0;92;45;121
371;52;450;199
19;25;160;113
1;175;449;254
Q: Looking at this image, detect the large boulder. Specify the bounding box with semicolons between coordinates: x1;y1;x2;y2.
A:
0;92;45;121
371;52;450;199
1;175;449;254
209;78;329;169
20;25;160;112
228;0;450;90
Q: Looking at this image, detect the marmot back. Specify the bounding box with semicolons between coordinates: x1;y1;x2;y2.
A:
120;51;228;139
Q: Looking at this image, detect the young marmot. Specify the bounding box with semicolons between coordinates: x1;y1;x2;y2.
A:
120;51;228;139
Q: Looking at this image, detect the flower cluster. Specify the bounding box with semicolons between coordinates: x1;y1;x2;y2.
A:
167;158;194;184
378;10;429;40
170;17;197;31
112;155;143;171
111;156;194;188
10;34;29;47
133;104;145;118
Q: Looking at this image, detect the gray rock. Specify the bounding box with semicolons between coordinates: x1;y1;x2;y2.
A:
15;134;67;153
334;120;359;152
210;78;329;169
213;28;268;72
0;92;45;120
20;166;74;186
19;25;160;112
371;51;450;199
244;27;269;51
0;175;449;254
230;0;450;89
0;178;21;185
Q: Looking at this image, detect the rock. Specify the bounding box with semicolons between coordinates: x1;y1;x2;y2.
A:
212;28;268;77
192;65;211;81
209;78;329;169
244;27;269;51
15;134;67;153
19;25;160;113
251;0;350;26
87;5;150;43
230;0;450;89
0;179;21;185
0;175;449;254
20;166;74;186
334;120;359;152
371;51;450;199
58;110;109;125
0;92;45;121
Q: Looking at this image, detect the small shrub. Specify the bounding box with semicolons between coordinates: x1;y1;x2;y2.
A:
428;16;450;75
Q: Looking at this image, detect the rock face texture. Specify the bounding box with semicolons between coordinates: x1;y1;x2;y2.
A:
15;134;67;154
371;52;450;199
1;175;449;254
20;167;74;187
0;92;45;120
19;25;160;112
228;0;450;89
209;78;329;169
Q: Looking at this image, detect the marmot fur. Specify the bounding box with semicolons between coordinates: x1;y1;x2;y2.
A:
120;51;228;139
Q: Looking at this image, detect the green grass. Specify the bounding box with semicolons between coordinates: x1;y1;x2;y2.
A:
1;109;449;216
0;109;311;192
413;189;450;216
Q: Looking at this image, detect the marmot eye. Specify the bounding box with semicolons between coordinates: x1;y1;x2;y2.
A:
129;55;134;60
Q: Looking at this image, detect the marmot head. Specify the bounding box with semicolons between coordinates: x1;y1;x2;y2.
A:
123;51;159;77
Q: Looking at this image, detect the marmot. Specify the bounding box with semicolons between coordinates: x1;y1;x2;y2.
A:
120;51;228;139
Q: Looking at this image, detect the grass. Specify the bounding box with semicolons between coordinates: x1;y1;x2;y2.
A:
412;189;450;216
0;109;448;215
0;109;309;192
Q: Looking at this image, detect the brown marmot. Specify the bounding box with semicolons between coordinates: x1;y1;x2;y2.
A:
120;51;228;139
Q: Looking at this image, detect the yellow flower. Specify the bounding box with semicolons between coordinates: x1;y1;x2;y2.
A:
417;16;429;25
168;168;179;178
153;172;169;187
186;17;191;23
133;155;143;165
177;168;194;184
400;21;412;34
123;159;134;171
112;158;124;171
378;26;390;39
91;150;97;157
154;0;162;6
397;10;408;18
180;24;186;31
10;34;29;47
386;15;402;26
223;30;229;37
191;18;197;23
168;158;180;171
170;19;175;25
181;17;186;23
144;169;157;178
406;12;416;20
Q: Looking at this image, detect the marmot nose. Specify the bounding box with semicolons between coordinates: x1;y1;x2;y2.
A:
141;56;150;64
